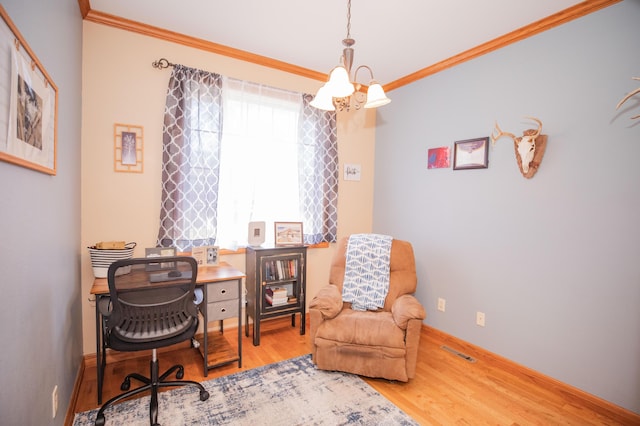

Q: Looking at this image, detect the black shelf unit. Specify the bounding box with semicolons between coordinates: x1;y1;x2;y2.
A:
245;245;307;346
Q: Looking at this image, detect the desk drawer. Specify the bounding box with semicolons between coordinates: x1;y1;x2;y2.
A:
207;280;238;302
207;299;238;321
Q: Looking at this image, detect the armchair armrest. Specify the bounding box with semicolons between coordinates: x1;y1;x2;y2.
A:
391;294;426;329
309;284;342;320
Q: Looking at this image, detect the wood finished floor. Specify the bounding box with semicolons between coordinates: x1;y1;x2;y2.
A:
73;317;636;425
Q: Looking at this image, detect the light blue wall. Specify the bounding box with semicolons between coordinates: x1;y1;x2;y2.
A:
374;1;640;414
0;1;82;425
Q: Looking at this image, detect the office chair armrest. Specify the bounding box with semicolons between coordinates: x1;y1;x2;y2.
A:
193;288;204;305
309;284;342;319
391;294;426;329
98;296;112;317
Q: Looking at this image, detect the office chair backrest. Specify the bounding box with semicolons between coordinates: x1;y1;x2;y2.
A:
106;256;199;343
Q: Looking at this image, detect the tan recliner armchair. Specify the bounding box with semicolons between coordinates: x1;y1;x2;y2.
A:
309;237;426;382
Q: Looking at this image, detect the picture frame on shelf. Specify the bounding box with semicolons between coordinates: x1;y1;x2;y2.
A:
0;6;58;175
453;137;489;170
248;221;266;247
274;222;304;247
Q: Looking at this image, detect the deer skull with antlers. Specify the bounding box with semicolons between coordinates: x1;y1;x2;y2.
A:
616;77;640;120
491;117;547;179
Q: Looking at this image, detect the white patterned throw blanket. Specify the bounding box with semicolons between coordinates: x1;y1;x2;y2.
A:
342;234;393;311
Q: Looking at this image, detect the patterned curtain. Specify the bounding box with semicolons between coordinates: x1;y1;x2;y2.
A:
156;65;223;251
298;94;339;244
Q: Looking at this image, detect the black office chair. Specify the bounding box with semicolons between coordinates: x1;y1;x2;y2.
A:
95;256;210;426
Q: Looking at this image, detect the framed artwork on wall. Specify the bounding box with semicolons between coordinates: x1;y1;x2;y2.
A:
453;137;489;170
114;123;144;173
0;6;58;175
427;147;450;169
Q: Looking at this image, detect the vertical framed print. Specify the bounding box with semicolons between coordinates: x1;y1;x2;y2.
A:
114;124;144;173
0;6;58;175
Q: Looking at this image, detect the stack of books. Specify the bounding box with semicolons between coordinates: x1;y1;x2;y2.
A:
266;287;288;306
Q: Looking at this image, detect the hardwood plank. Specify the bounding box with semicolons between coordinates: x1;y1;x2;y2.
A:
69;318;639;425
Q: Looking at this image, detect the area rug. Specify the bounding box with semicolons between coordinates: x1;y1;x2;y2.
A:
73;354;418;425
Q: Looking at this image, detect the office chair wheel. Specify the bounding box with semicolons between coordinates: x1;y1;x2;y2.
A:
95;413;106;426
120;377;131;391
200;390;210;401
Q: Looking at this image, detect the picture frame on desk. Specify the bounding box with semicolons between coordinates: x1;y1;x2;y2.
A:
274;222;303;247
192;245;219;267
145;247;177;270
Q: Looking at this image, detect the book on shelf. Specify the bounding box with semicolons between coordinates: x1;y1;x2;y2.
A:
266;286;289;306
264;259;298;281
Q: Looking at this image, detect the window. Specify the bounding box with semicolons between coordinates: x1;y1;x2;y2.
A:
216;79;303;248
157;65;338;252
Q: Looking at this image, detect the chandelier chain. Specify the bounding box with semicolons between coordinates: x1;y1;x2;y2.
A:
346;0;351;39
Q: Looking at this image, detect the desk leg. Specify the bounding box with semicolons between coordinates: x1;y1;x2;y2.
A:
201;284;209;377
95;296;103;405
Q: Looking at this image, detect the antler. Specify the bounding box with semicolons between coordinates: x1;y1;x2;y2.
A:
616;77;640;119
490;121;517;146
523;116;543;138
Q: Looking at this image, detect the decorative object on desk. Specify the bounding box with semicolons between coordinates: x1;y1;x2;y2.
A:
191;246;206;266
206;246;219;266
453;137;489;170
114;123;143;173
247;221;266;247
87;242;136;278
0;6;58;175
274;221;303;247
145;247;177;270
72;354;418;426
428;147;450;169
191;245;219;266
343;163;361;181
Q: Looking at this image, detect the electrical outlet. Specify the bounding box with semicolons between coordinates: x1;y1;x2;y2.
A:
52;385;58;418
437;298;446;312
476;311;485;327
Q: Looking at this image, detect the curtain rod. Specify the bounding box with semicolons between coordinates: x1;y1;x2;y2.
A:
152;58;174;69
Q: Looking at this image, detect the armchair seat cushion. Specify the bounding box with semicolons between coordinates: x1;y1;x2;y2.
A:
315;309;405;348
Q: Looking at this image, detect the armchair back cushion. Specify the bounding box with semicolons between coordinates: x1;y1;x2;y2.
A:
329;237;417;312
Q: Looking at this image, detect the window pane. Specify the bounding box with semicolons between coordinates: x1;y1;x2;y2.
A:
216;80;302;248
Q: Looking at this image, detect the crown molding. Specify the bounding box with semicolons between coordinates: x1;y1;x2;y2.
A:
79;0;621;92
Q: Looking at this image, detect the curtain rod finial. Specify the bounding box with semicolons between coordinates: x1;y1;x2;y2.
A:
152;58;173;69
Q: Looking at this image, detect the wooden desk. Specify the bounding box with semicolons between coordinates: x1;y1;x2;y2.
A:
91;261;245;404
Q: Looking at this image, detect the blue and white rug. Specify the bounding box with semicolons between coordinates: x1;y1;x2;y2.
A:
73;354;418;425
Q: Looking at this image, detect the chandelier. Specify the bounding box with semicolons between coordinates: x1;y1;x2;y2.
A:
310;0;391;112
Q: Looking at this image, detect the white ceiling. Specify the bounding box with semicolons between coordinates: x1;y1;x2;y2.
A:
89;0;583;86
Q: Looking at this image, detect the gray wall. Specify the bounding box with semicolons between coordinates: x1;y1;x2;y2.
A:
374;1;640;414
0;1;82;425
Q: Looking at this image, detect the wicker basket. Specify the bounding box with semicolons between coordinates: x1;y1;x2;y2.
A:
88;242;136;278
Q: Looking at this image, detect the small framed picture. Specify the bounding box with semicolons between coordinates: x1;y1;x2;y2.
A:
191;245;219;266
453;137;489;170
114;123;144;173
145;247;177;270
274;222;304;247
206;246;219;266
427;147;450;169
